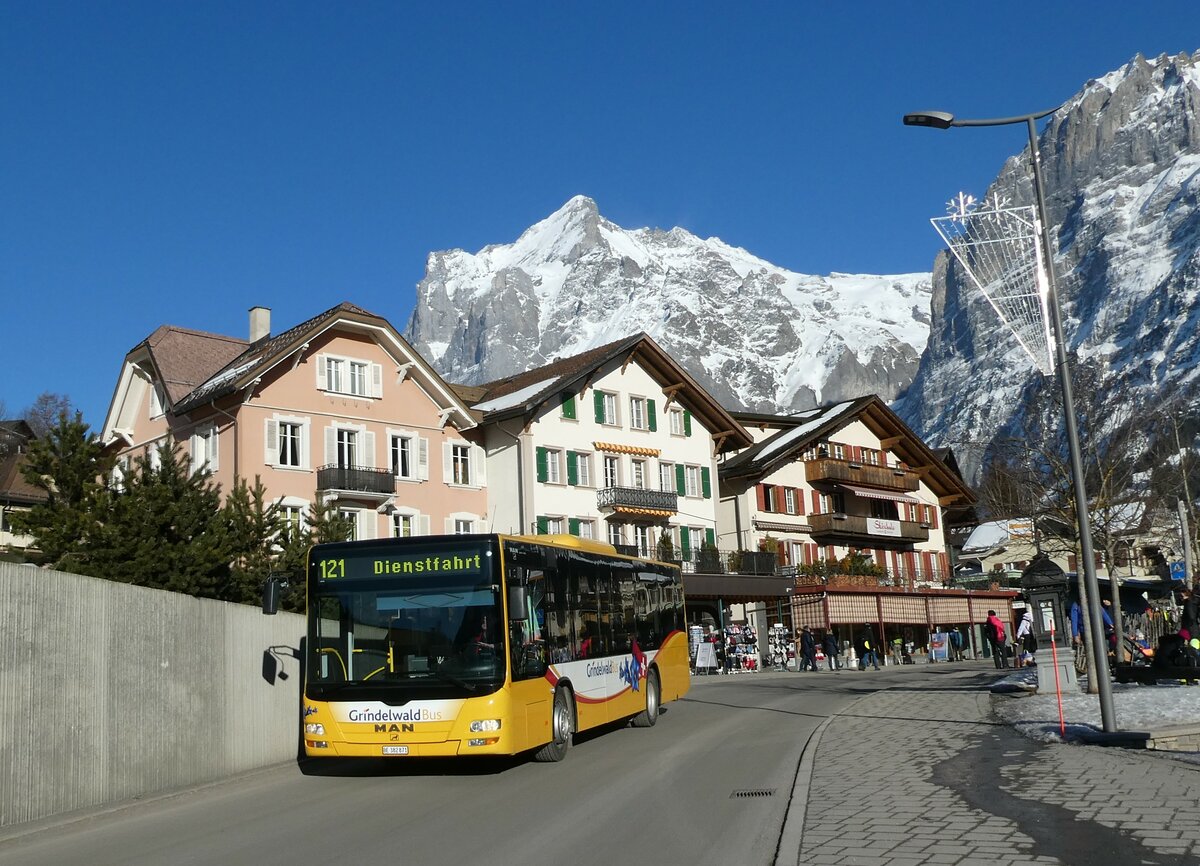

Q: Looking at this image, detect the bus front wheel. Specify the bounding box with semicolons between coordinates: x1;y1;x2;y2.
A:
631;669;660;728
534;688;574;763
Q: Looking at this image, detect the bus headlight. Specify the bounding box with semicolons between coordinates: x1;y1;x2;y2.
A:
469;719;502;733
305;723;325;735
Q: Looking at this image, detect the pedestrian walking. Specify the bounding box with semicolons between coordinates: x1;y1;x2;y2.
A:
799;626;818;672
1015;608;1036;667
822;631;841;672
856;623;881;671
949;628;965;661
985;609;1009;669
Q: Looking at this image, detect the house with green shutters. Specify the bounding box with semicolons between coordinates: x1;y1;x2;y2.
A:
452;333;751;560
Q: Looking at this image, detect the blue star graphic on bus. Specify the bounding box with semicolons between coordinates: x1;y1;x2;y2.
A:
618;641;648;691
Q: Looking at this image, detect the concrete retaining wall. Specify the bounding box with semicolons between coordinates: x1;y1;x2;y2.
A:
0;562;305;829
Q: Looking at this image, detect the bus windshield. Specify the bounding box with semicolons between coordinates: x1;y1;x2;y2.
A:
306;537;504;700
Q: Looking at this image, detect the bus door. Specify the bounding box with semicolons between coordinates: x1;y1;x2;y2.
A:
505;547;552;750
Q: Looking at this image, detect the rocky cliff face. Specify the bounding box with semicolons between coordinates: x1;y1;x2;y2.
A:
894;51;1200;481
405;195;932;411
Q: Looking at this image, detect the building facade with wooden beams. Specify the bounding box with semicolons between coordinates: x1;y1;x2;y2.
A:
717;395;977;591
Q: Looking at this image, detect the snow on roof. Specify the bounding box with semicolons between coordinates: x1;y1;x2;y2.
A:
961;520;1012;553
472;376;559;413
754;402;854;463
186;358;261;402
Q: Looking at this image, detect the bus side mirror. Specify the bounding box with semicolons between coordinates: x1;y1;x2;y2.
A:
508;584;528;619
263;576;280;615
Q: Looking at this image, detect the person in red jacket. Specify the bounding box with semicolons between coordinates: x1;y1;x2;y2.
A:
985;610;1010;669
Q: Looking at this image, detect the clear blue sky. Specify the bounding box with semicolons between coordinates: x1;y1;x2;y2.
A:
4;3;1198;428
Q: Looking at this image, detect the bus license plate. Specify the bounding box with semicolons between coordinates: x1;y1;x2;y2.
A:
382;745;409;756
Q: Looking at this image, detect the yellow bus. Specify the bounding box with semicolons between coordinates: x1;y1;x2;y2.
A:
264;533;690;762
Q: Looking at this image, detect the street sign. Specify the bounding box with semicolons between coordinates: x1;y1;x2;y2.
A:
1171;561;1187;581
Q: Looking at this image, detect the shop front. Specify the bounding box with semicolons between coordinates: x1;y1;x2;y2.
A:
789;584;1019;666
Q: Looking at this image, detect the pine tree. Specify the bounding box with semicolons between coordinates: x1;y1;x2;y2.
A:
88;442;235;599
224;475;282;605
12;411;112;571
272;499;354;611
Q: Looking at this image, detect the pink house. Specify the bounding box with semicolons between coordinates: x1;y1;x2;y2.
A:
100;303;486;540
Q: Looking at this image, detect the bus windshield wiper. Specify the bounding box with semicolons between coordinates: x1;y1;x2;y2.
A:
431;665;477;692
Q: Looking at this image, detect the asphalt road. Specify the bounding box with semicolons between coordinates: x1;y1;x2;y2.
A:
0;667;904;866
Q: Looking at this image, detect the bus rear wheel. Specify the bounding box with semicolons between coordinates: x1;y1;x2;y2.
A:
631;669;660;728
534;688;574;763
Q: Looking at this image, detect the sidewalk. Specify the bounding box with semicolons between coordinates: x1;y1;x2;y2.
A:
781;669;1200;866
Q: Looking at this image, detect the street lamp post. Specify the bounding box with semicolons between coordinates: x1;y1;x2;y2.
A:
903;107;1118;732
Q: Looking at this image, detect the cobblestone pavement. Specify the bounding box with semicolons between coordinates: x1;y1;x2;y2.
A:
788;670;1200;866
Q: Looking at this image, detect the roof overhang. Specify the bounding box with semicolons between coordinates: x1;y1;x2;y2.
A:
683;573;795;601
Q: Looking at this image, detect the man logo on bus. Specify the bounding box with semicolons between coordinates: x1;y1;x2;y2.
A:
619;640;648;692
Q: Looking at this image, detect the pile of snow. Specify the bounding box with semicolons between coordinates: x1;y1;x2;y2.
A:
991;667;1200;756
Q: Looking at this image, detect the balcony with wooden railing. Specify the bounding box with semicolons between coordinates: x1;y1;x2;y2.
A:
807;512;930;544
804;457;920;492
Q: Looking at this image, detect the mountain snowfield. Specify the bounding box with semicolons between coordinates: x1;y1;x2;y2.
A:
406;194;932;413
404;50;1200;485
894;50;1200;479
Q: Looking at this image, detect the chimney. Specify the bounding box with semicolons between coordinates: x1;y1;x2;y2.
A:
249;306;271;343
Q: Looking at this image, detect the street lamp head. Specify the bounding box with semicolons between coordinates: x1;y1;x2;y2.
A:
903;110;955;130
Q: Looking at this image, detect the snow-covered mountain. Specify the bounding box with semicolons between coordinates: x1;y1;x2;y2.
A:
893;50;1200;480
405;195;932;411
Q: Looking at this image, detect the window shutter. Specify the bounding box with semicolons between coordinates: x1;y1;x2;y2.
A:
675;464;686;495
756;484;766;510
301;421;311;470
774;485;786;512
647;399;657;432
701;466;711;499
419;515;431;536
363;431;376;468
561;392;576;420
472;444;486;486
594;391;605;423
679;530;691;557
265;419;278;467
536;447;548;483
418;437;429;480
811;490;821;514
443;442;453;483
210;428;219;471
325;426;337;466
930;507;939;529
566;451;578;486
569;517;580;536
537;516;549;535
316;354;327;391
371;363;383;398
705;527;715;547
360;513;375;540
794;487;804;515
683;410;692;437
445;518;454;534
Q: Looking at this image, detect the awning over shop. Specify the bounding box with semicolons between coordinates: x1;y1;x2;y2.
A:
838;483;920;503
683;573;794;603
753;519;811;533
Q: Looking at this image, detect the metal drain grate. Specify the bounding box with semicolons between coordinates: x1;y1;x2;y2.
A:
730;788;776;799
